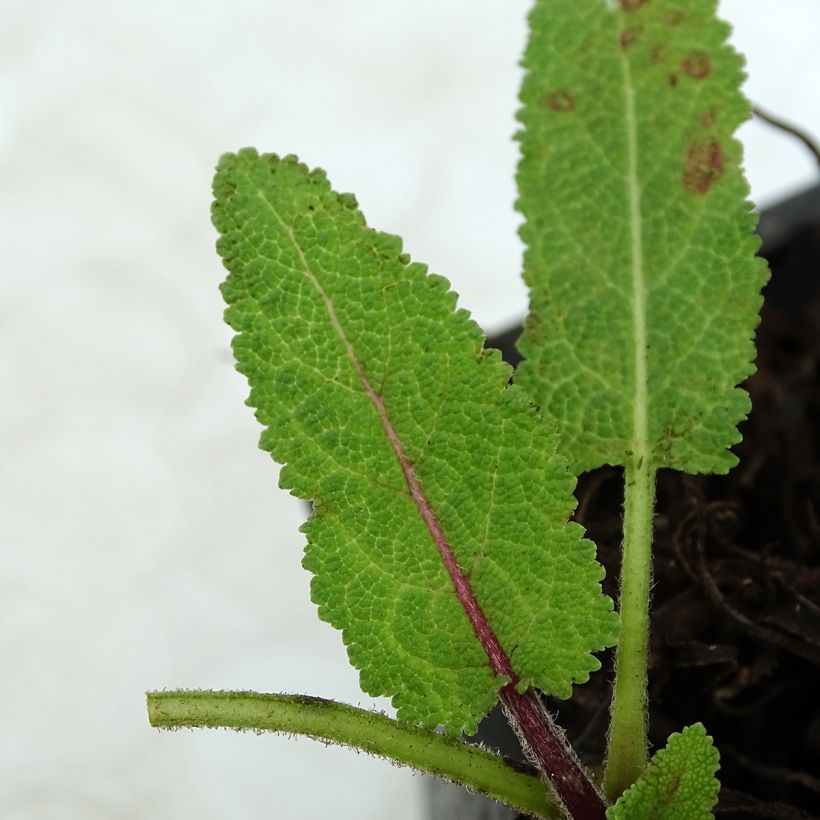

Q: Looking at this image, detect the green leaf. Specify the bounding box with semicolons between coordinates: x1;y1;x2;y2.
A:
606;723;720;819
516;0;768;475
213;149;618;735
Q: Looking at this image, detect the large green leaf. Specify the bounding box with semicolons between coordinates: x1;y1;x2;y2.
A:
516;0;768;474
607;723;720;819
213;150;618;734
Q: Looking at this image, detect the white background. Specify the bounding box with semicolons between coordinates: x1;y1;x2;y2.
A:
1;2;818;818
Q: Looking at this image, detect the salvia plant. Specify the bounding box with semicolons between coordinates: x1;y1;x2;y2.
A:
147;0;769;817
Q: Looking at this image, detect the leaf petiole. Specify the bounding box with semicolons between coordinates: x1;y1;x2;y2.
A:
604;456;657;801
147;690;561;819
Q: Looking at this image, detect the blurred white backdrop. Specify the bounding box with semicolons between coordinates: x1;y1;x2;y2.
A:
1;1;818;818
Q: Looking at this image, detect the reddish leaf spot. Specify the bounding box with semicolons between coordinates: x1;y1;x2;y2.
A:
699;109;718;128
682;50;711;79
619;26;643;51
664;9;685;25
668;73;679;87
544;90;575;112
683;138;725;194
650;44;667;65
620;0;649;11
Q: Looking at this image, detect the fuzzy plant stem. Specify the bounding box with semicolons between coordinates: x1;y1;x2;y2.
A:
604;455;657;800
499;686;607;820
146;690;561;819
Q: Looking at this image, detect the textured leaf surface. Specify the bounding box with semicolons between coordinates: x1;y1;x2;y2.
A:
516;0;768;475
213;149;618;734
607;723;720;819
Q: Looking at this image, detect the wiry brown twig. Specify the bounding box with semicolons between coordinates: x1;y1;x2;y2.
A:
753;105;820;168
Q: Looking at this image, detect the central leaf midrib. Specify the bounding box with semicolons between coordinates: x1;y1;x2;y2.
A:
619;47;650;466
255;187;517;685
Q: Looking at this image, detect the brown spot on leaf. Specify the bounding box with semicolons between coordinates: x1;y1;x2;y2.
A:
683;50;712;79
620;26;643;51
664;9;686;25
699;109;718;128
544;90;575;112
620;0;649;11
683;138;725;194
668;73;679;87
650;44;667;64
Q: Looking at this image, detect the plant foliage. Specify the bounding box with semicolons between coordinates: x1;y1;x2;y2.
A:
213;150;618;735
153;1;771;816
516;0;768;475
607;724;720;819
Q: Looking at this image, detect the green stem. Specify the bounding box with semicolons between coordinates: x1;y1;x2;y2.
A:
604;456;657;801
605;28;655;801
147;690;560;819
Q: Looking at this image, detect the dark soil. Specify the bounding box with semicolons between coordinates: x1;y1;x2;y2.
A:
481;187;820;819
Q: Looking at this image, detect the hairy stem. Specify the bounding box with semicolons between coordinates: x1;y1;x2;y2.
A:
604;456;656;800
146;690;560;819
500;686;606;820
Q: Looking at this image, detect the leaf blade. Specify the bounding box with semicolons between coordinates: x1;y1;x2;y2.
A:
516;0;768;475
214;149;618;734
606;723;721;819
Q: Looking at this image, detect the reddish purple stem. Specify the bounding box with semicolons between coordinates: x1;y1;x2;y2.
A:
303;257;607;818
359;367;607;819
